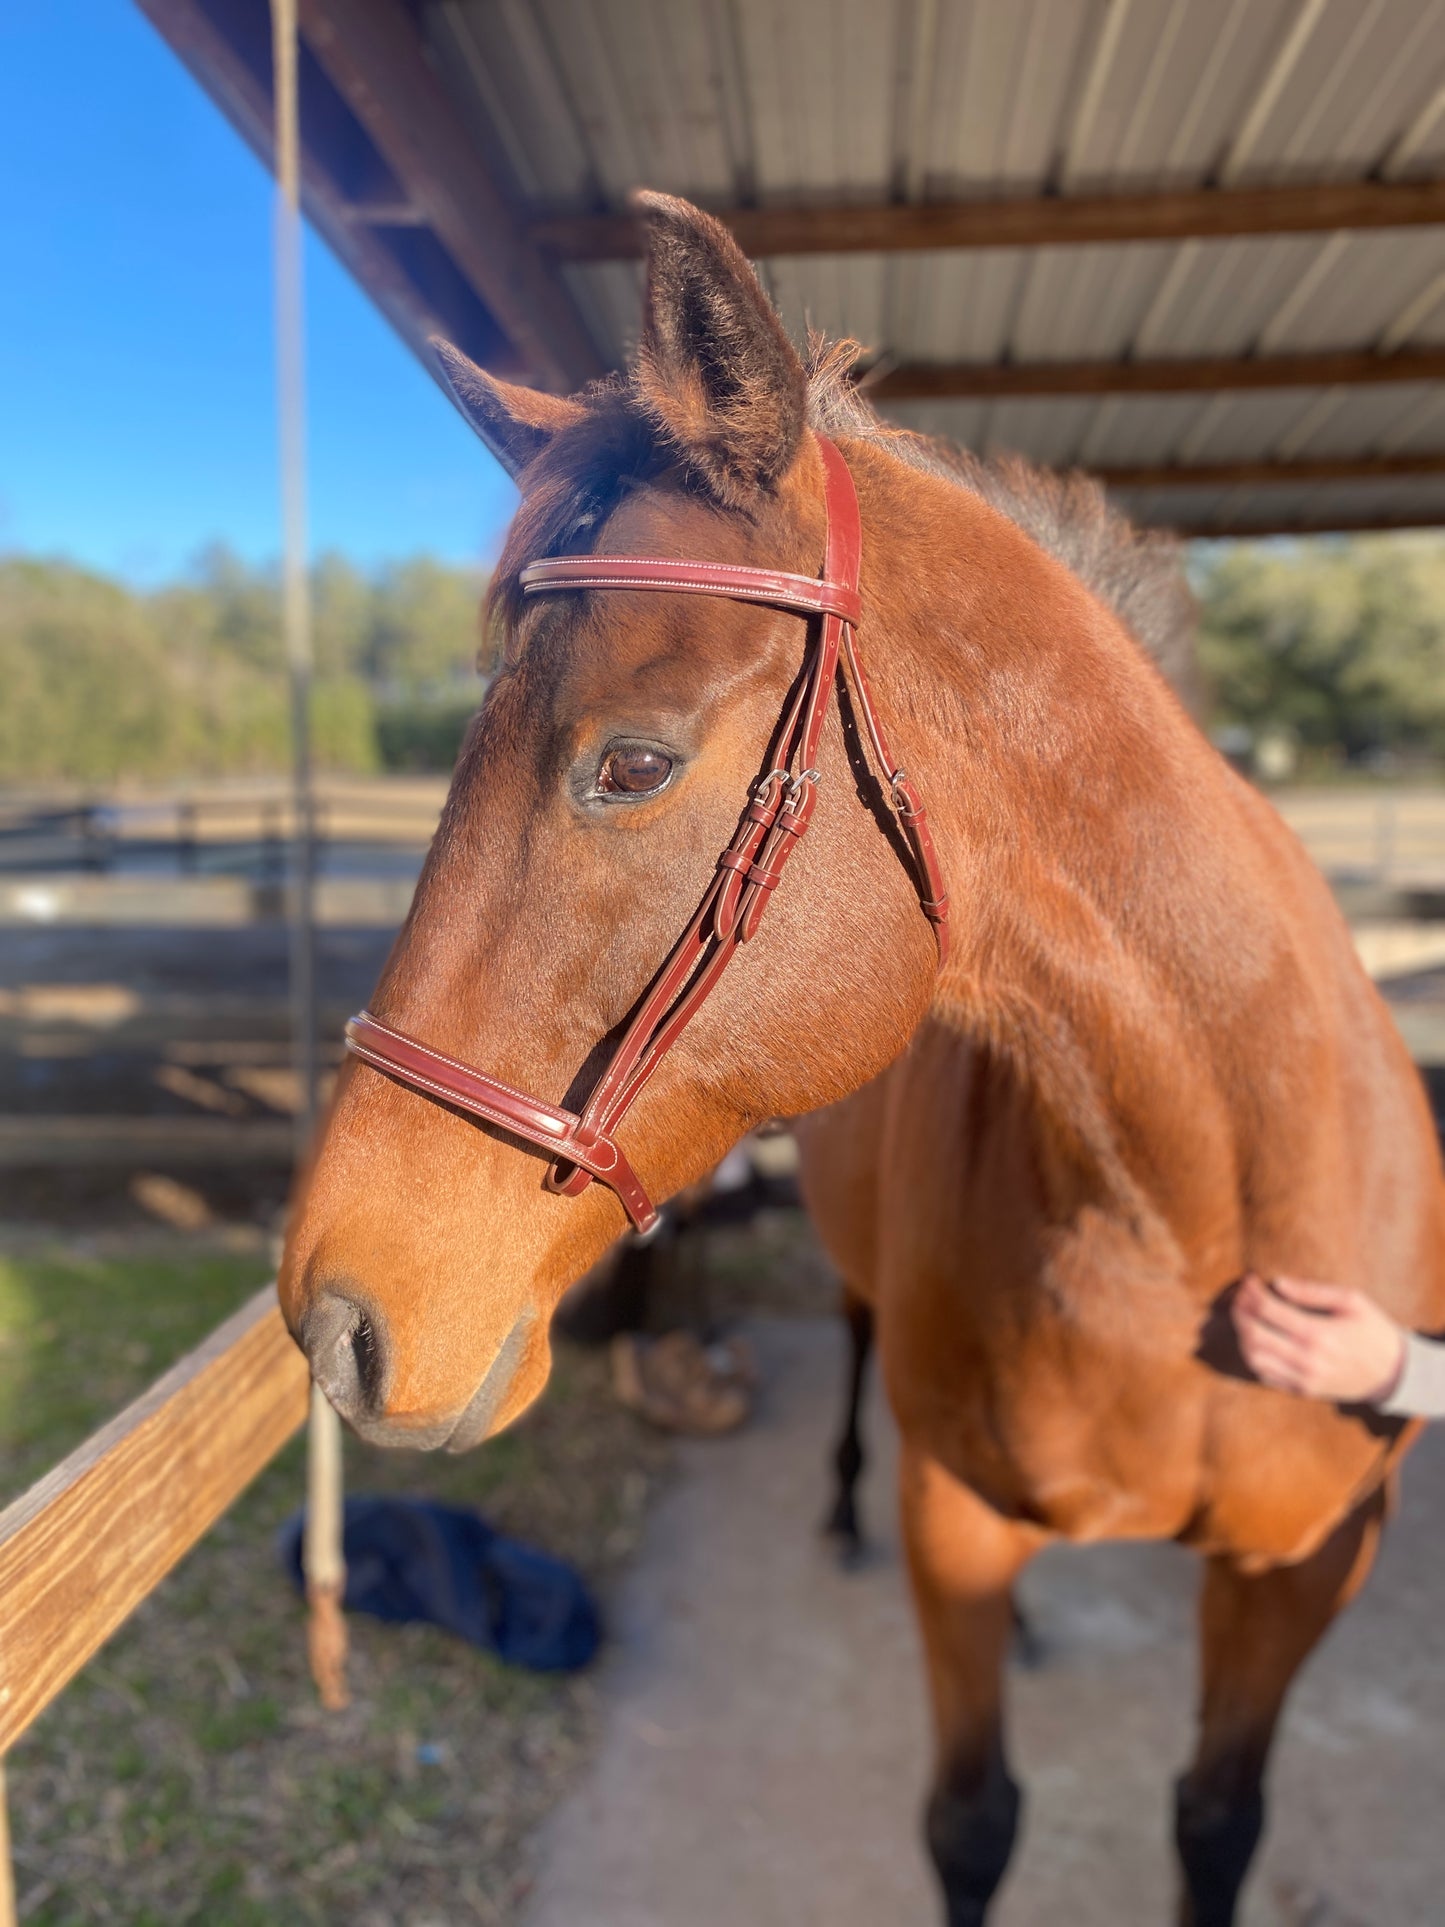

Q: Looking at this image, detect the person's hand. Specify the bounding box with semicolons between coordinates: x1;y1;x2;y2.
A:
1231;1272;1406;1405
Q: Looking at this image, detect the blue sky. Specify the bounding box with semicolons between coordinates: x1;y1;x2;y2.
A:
0;1;518;582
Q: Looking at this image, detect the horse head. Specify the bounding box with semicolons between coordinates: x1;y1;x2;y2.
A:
278;193;941;1448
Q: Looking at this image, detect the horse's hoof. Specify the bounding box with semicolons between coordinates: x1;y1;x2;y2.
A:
822;1494;855;1537
821;1500;867;1570
830;1529;867;1572
1011;1606;1047;1670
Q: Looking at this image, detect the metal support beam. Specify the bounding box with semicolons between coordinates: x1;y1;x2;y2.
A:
530;178;1445;263
867;347;1445;402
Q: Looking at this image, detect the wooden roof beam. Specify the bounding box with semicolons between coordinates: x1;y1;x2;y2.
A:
1157;509;1445;540
1096;452;1445;490
340;197;427;226
296;0;602;390
866;347;1445;402
135;0;521;380
531;178;1445;263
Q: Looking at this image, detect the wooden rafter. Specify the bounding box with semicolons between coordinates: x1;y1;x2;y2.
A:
295;0;602;390
135;0;515;378
866;348;1445;402
1148;509;1445;540
1096;452;1445;490
530;178;1445;263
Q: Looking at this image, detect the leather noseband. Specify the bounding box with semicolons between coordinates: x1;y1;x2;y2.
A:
345;435;949;1234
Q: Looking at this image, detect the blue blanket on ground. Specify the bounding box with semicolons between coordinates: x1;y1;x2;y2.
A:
279;1496;600;1672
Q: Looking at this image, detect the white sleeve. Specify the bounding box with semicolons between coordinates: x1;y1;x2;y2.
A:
1375;1331;1445;1420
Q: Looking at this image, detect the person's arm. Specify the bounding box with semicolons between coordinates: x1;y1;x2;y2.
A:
1229;1272;1445;1418
1378;1328;1445;1418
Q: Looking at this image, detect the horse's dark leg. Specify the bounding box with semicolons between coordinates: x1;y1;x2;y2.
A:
1176;1485;1387;1927
900;1443;1038;1927
823;1288;873;1562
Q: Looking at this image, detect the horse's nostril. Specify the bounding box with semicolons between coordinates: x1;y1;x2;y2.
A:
299;1291;389;1417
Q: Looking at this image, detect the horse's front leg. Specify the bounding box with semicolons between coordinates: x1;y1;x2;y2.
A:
900;1442;1040;1927
823;1287;873;1561
1176;1483;1387;1927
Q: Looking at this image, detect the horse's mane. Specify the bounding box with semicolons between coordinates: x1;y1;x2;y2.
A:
491;340;1198;704
804;342;1198;702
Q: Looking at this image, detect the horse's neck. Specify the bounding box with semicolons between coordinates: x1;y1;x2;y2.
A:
865;465;1313;1229
871;478;1241;1003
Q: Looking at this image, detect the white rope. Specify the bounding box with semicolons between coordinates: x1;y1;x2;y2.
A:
304;1383;349;1709
270;0;348;1712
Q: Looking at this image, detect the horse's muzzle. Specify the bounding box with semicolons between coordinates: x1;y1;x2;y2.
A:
297;1289;389;1425
296;1289;534;1453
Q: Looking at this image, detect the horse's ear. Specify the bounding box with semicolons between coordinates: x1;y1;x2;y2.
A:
632;191;808;505
431;338;587;480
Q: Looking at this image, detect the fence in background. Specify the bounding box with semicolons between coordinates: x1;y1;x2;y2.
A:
1271;788;1445;891
5;780;1445;889
0;781;445;881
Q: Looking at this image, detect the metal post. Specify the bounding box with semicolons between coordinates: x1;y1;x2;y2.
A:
0;1758;16;1927
270;0;348;1711
271;0;318;1150
303;1379;349;1708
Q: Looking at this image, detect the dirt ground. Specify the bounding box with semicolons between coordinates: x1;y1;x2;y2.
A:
526;1319;1445;1927
1;1233;671;1927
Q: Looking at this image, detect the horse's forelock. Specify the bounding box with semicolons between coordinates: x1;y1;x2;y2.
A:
484;388;664;657
482;336;1196;699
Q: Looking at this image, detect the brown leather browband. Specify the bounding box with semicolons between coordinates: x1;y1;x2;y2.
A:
345;435;949;1234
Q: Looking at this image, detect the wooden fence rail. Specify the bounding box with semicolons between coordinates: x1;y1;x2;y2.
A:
0;1287;308;1764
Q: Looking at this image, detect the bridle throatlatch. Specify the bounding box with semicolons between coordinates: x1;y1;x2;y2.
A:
345;435;950;1234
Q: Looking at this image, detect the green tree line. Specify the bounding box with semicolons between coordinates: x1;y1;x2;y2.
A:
0;546;488;783
5;535;1445;784
1196;534;1445;766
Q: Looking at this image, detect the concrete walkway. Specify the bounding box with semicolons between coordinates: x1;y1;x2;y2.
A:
526;1319;1445;1926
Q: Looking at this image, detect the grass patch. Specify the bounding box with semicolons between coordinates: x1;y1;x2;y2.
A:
1;1239;669;1923
0;1244;273;1500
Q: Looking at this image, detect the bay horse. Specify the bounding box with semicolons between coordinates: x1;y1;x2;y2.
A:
278;191;1445;1925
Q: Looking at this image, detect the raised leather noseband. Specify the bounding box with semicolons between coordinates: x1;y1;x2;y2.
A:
345;435;949;1234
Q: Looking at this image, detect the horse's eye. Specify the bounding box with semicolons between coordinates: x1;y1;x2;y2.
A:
599;746;674;795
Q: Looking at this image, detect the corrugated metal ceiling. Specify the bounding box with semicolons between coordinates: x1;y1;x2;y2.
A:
421;0;1445;535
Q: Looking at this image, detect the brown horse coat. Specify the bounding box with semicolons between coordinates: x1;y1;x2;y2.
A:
796;428;1442;1562
280;192;1444;1923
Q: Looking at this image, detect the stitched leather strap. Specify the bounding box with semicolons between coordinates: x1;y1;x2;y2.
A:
839;624;951;940
519;556;863;627
345;434;948;1233
345;1011;659;1232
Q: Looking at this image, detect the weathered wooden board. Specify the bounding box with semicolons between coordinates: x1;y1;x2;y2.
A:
0;1117;295;1166
0;1287;309;1753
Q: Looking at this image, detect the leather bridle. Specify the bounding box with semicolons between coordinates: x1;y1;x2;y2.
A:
344;435;949;1235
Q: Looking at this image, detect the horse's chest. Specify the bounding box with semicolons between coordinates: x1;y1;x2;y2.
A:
881;1213;1206;1541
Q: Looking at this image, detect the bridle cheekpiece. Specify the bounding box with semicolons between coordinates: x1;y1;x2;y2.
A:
344;435;949;1234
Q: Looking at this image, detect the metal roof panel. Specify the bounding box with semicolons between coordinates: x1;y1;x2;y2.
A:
413;0;1445;526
